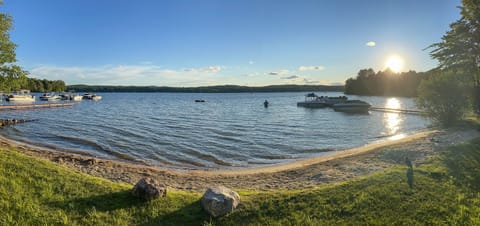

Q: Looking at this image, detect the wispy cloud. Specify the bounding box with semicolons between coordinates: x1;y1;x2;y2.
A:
303;78;321;84
248;60;255;65
298;66;325;71
266;69;289;75
29;64;224;86
183;66;223;73
282;75;300;80
366;41;376;47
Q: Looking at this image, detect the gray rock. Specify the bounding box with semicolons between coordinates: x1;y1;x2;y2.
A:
201;186;240;217
131;177;166;200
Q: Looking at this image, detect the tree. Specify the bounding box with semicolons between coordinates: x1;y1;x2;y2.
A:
416;71;471;127
0;7;28;92
429;0;480;111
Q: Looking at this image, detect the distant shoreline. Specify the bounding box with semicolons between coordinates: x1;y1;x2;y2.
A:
65;84;344;93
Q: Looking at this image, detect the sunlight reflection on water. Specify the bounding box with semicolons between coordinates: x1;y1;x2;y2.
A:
384;98;403;136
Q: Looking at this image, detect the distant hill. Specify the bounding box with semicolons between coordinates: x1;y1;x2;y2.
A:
66;84;344;93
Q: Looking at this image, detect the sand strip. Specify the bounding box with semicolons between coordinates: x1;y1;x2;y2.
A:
0;128;477;191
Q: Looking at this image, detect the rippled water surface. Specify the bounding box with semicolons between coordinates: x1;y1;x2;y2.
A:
0;92;430;169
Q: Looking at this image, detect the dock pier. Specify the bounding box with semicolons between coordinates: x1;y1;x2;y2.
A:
0;103;75;111
370;107;425;115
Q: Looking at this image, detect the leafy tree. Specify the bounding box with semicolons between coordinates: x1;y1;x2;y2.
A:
0;7;28;92
429;0;480;111
416;71;471;127
344;68;429;97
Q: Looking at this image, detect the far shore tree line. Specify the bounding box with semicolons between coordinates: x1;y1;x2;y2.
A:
344;69;430;97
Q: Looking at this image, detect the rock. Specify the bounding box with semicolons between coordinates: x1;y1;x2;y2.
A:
201;186;240;217
131;177;167;200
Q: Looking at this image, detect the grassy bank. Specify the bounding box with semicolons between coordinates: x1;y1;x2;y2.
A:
1;137;480;225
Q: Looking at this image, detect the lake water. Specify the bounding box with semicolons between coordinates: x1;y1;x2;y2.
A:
0;92;430;170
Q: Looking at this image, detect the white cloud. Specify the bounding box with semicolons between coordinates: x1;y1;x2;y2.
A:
298;66;325;71
29;64;224;86
366;41;376;47
266;69;289;76
303;78;321;84
248;60;255;65
182;66;223;73
282;75;300;80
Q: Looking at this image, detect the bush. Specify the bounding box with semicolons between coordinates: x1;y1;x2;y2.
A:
416;71;471;127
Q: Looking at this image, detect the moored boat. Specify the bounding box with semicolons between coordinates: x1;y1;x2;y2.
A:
60;93;83;101
332;100;371;113
297;93;348;108
92;95;102;100
5;90;35;102
39;93;61;101
83;93;102;100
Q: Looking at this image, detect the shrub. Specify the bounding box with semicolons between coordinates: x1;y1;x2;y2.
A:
416;71;471;127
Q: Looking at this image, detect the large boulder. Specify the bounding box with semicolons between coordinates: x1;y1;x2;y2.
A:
131;177;166;200
201;186;240;217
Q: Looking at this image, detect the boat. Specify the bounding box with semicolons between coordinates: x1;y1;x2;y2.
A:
332;100;371;113
39;92;61;101
92;95;102;100
72;95;83;101
5;90;35;102
297;93;348;108
60;93;83;101
195;99;205;102
83;93;102;100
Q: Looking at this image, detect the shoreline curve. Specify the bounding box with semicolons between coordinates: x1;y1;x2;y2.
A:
0;130;436;176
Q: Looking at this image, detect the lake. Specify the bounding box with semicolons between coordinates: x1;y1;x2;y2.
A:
0;92;430;170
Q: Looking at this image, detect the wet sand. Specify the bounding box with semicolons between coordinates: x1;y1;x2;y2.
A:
0;128;478;191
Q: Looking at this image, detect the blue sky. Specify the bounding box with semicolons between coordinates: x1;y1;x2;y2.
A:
2;0;461;86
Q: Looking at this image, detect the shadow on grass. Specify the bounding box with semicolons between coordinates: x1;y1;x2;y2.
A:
51;190;146;213
139;200;210;226
443;137;480;190
52;190;211;225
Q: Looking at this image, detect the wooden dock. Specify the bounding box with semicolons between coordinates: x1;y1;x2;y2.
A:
0;103;75;111
370;107;425;115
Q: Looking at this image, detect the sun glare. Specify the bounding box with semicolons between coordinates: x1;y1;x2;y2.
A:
385;55;404;73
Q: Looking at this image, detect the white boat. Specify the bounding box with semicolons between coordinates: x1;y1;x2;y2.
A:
332;100;371;113
92;95;102;100
39;93;61;101
297;93;348;108
60;93;83;101
72;95;83;101
5;90;35;102
83;93;102;100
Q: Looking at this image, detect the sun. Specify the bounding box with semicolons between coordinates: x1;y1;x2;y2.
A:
385;55;404;73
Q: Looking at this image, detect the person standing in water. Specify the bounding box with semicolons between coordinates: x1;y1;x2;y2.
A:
264;99;269;108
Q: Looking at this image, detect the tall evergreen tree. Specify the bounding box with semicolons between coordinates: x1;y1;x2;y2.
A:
429;0;480;111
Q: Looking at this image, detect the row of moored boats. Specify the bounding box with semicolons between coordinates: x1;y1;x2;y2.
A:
3;90;102;102
297;93;371;113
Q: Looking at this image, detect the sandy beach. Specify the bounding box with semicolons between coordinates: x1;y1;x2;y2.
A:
1;128;478;192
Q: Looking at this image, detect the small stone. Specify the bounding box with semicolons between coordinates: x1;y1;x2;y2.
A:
201;186;240;217
131;177;166;200
56;157;64;164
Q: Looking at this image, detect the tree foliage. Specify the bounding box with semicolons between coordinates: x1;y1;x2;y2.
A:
428;0;480;111
344;68;429;97
25;78;66;92
0;8;28;92
416;71;471;127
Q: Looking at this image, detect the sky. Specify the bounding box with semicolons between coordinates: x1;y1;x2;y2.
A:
1;0;461;87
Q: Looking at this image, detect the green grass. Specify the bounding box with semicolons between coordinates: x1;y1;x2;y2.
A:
2;137;480;225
